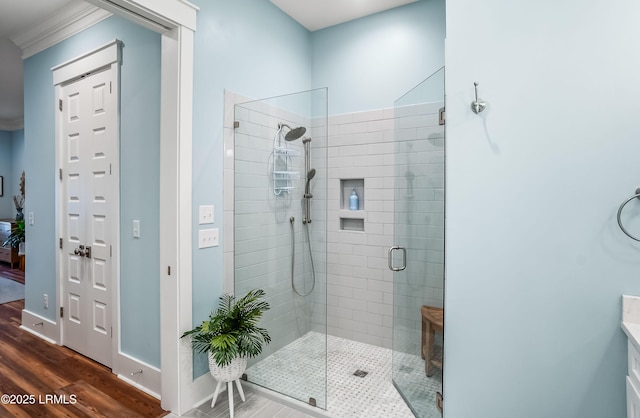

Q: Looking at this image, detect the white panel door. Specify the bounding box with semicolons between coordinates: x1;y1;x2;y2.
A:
61;67;116;368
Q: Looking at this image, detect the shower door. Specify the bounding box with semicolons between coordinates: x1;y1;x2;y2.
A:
233;88;328;409
390;67;445;417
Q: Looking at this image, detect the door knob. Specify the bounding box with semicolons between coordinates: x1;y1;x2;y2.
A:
73;245;91;258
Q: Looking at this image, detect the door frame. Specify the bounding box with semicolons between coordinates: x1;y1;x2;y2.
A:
62;1;202;414
54;38;122;371
40;0;202;413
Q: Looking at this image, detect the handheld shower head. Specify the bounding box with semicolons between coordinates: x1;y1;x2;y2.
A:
307;168;316;180
304;168;316;198
278;123;306;141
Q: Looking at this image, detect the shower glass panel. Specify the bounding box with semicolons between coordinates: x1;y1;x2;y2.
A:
234;88;328;409
392;67;445;417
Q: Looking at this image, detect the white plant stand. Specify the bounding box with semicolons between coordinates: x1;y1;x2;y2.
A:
208;354;247;418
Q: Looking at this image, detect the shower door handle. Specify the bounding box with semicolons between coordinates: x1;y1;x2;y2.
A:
388;246;407;272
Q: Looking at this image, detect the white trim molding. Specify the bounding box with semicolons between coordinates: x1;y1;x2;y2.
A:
21;0;199;414
51;39;121;85
11;2;112;59
20;310;58;345
84;0;197;33
81;1;199;415
116;352;162;399
159;24;208;415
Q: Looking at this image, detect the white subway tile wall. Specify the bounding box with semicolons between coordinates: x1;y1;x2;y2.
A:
327;103;444;350
225;88;444;357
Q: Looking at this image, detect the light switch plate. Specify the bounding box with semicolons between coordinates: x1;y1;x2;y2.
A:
199;205;214;224
199;228;219;248
133;220;140;238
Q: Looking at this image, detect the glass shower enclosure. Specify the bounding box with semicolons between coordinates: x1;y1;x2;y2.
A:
233;88;328;409
391;66;446;417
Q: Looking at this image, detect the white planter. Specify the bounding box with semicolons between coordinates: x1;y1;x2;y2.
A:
208;354;247;383
208;354;248;416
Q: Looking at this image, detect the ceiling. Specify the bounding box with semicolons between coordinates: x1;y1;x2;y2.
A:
0;0;77;129
0;0;418;130
270;0;418;32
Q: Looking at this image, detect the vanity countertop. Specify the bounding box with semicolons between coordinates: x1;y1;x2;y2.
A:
622;295;640;352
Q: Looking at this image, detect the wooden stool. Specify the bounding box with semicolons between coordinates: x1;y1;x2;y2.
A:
421;305;443;377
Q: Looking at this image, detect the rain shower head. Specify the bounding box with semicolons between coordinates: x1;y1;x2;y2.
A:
279;123;307;141
285;126;306;141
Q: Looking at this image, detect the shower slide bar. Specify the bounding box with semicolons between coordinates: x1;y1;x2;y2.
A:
617;188;640;242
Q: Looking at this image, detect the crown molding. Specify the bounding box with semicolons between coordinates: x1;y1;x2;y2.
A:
10;2;113;59
0;117;24;131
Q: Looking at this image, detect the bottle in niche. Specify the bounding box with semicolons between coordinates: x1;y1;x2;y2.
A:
349;188;359;210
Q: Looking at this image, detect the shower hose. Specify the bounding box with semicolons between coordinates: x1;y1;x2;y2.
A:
289;216;316;297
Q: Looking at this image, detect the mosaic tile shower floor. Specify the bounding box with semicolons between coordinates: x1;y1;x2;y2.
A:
245;332;442;417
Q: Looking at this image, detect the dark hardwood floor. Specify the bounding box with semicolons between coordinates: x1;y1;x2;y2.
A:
0;262;24;285
0;265;168;417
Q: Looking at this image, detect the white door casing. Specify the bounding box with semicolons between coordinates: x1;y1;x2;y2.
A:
49;0;199;410
54;40;120;370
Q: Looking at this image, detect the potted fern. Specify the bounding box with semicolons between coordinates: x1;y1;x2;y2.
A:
3;219;25;249
181;289;271;383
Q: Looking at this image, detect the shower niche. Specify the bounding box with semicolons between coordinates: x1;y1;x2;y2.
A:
339;178;365;232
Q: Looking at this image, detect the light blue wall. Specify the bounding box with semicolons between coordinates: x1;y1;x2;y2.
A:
24;16;161;367
11;129;24;203
311;0;445;115
117;25;161;367
189;0;311;376
0;129;23;219
444;0;640;416
0;131;12;218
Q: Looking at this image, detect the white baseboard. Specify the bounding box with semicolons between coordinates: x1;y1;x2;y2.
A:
21;310;162;401
21;309;58;344
115;352;162;399
185;371;217;412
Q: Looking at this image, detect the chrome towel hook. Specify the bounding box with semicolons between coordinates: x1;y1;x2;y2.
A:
471;82;486;114
617;188;640;241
